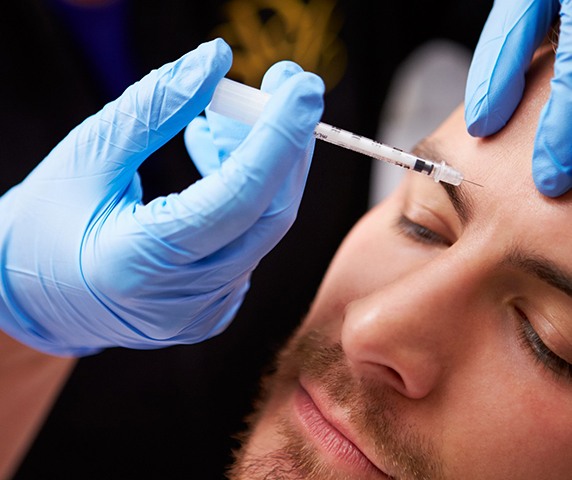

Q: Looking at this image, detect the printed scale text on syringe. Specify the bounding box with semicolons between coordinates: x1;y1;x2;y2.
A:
314;122;465;186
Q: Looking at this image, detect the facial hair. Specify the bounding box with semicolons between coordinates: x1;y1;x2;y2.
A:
227;329;445;480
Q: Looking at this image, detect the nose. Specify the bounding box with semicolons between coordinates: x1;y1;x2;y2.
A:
341;254;476;399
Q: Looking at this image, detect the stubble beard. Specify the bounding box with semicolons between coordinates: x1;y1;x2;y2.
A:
226;329;444;480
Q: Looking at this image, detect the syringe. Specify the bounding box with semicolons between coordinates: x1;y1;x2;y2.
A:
208;78;465;187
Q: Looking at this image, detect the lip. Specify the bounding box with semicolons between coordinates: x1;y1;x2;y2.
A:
293;381;391;478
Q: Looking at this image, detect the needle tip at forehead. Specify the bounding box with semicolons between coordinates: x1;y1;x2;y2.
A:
462;179;484;188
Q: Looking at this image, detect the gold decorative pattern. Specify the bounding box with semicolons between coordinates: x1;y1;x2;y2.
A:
211;0;347;91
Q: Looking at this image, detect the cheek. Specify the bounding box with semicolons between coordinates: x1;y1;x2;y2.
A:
439;348;572;478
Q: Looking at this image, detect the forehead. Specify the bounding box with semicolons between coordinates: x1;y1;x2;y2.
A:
428;46;554;191
416;49;572;252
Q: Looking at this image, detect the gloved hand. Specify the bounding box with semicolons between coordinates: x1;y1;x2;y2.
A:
464;0;572;196
0;39;325;356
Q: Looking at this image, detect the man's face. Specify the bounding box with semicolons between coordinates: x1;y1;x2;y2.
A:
228;50;572;479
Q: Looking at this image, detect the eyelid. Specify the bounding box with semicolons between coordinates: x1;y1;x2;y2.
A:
525;304;572;365
402;193;459;245
396;215;452;247
405;175;464;238
514;306;572;381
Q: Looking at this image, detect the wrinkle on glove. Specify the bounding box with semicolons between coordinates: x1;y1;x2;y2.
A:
0;39;325;355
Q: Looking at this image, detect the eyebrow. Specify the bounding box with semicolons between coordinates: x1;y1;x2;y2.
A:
411;140;572;299
411;140;474;226
504;249;572;299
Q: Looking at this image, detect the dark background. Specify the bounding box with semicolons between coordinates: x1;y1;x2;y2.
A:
0;1;492;478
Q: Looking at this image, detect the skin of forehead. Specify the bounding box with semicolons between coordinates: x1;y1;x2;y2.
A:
424;46;572;239
310;47;571;322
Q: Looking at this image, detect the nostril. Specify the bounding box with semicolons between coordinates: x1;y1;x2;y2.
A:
384;365;403;383
368;362;434;399
379;364;408;393
341;296;442;399
358;361;407;392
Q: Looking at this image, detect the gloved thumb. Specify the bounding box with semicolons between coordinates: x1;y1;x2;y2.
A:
464;0;557;137
533;2;572;196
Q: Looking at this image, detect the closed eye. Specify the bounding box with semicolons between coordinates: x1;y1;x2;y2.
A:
396;215;452;247
515;306;572;382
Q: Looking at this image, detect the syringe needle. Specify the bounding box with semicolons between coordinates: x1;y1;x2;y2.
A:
463;179;484;187
209;78;474;188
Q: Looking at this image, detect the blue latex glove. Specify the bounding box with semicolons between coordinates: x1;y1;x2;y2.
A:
185;60;310;206
464;0;572;196
0;39;324;356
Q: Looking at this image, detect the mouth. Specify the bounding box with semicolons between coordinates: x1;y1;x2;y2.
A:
293;381;391;479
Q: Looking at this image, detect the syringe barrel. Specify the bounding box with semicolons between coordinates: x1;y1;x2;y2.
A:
209;78;466;187
209;78;269;125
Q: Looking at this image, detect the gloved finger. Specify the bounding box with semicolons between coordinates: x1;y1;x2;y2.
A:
533;0;572;196
250;61;314;220
184;60;305;174
207;61;305;158
184;112;252;177
34;39;232;191
154;66;317;291
134;71;324;261
184;116;222;177
260;60;305;93
465;0;558;137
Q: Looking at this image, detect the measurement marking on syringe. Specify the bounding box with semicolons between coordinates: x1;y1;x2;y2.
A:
210;78;468;186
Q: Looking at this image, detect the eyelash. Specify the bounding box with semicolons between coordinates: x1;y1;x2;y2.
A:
515;308;572;381
396;215;451;247
396;215;572;382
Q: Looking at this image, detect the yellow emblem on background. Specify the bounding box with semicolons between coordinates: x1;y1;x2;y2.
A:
211;0;347;91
